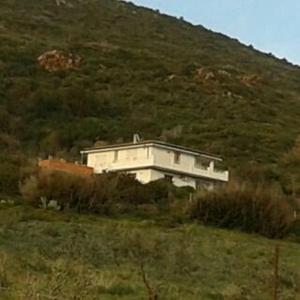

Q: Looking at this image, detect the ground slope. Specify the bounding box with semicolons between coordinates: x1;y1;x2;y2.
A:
1;0;300;194
0;205;299;300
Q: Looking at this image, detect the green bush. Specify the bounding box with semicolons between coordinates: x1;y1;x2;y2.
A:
189;183;295;238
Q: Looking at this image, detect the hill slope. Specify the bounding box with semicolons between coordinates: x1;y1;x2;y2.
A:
0;205;299;300
1;0;300;194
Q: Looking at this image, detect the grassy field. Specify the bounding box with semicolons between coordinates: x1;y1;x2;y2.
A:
0;204;299;300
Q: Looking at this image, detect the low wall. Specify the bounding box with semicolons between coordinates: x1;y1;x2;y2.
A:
39;160;94;176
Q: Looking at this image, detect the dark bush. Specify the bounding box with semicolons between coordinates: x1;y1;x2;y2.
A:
189;182;295;239
20;170;181;215
0;157;21;196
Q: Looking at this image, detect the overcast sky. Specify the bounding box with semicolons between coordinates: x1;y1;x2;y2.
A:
130;0;300;65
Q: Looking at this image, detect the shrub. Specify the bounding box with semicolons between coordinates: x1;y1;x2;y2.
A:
20;170;183;215
189;182;295;238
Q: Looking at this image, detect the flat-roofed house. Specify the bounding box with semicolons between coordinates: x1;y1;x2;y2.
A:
80;136;229;189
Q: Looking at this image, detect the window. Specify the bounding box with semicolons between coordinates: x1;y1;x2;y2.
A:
113;150;119;162
174;151;181;164
195;156;210;170
164;174;173;183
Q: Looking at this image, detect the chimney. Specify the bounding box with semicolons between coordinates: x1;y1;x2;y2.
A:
133;133;142;144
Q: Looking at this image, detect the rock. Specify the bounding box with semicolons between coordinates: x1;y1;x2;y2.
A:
0;199;15;205
48;200;61;210
55;0;73;6
194;67;216;81
239;74;262;86
217;69;231;77
166;74;176;81
37;50;81;72
223;91;233;97
55;0;66;6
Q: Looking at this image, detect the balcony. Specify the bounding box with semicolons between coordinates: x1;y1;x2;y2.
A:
106;155;228;182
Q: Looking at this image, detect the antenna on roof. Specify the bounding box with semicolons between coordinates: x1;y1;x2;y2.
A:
133;133;142;144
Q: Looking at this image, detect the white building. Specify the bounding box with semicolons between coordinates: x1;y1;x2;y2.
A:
80;138;229;189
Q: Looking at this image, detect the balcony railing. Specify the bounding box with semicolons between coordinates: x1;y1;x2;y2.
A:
103;155;228;182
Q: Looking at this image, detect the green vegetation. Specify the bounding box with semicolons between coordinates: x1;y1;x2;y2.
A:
2;0;300;196
0;205;299;300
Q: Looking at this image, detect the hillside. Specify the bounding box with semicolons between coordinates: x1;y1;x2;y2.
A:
1;0;300;195
0;205;299;300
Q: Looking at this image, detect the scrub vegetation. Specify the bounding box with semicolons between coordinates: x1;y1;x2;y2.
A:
2;0;300;196
20;169;299;239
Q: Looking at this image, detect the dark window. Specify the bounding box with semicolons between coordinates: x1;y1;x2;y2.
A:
164;174;173;182
174;151;181;164
195;156;210;169
81;154;88;165
128;173;137;179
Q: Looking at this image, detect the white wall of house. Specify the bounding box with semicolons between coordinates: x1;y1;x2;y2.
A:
151;146;222;180
87;146;153;173
125;169;197;188
84;143;229;188
149;169;197;188
127;169;152;184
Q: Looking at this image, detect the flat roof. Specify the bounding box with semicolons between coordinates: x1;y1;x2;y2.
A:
81;140;222;160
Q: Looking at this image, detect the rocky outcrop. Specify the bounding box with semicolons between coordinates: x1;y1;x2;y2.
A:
194;67;216;81
37;50;81;72
239;74;262;86
55;0;67;5
217;69;231;77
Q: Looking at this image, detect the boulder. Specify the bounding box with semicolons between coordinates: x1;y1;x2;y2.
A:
37;50;81;72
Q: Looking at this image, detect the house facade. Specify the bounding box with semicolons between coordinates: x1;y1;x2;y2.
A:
80;138;229;189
